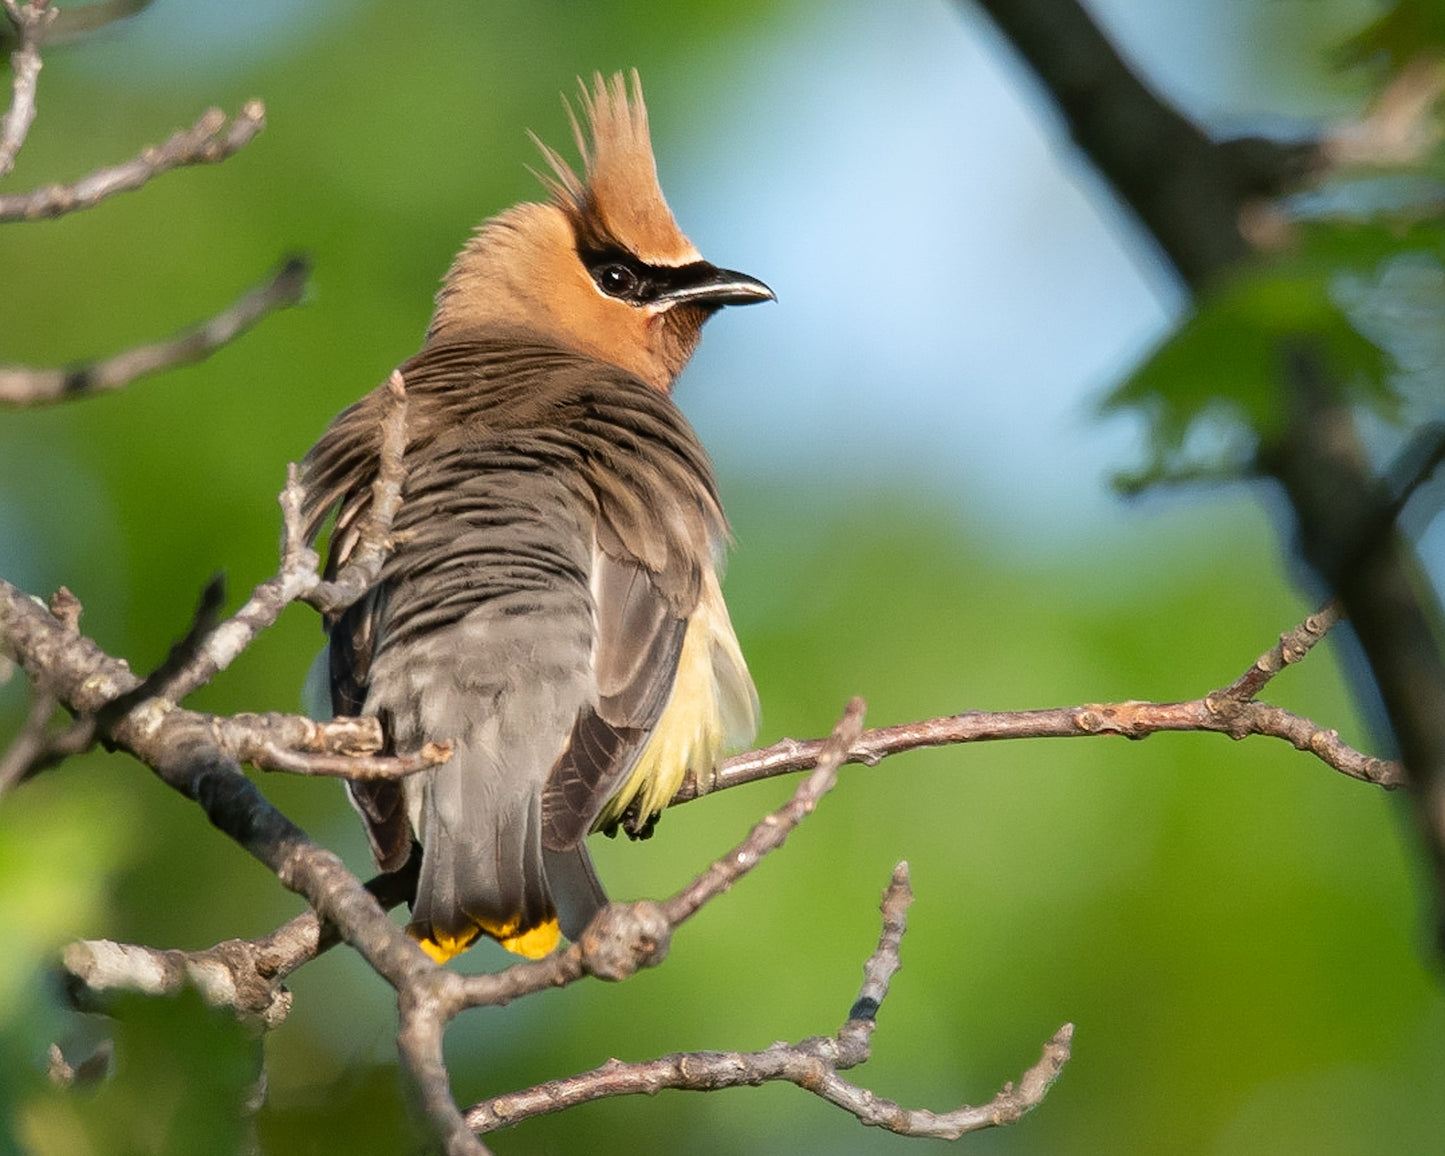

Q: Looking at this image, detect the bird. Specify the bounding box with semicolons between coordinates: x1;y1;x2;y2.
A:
300;71;771;963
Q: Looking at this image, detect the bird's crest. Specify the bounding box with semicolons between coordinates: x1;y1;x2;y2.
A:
532;70;700;267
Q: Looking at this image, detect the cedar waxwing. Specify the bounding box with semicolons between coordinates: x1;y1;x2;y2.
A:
301;72;771;962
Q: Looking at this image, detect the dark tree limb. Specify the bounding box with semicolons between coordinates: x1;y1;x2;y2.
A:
968;0;1445;930
966;0;1313;292
1266;350;1445;928
466;863;1073;1138
0;100;267;222
0;258;310;406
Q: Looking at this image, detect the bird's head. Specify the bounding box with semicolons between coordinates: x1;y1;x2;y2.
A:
429;70;773;391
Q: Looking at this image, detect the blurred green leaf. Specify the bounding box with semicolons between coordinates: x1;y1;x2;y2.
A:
1104;219;1445;491
19;989;256;1156
1339;0;1445;69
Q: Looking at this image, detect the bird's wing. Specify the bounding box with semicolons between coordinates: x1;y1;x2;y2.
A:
540;549;689;849
534;344;742;851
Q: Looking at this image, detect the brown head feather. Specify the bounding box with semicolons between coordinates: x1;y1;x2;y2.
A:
539;70;700;267
429;70;766;392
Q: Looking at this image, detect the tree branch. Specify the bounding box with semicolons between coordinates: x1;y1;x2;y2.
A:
305;370;410;616
466;863;1072;1137
0;257;310;407
0;100;267;223
678;601;1397;803
48;595;1393;1044
968;0;1445;930
1212;600;1342;704
138;371;406;705
966;0;1313;291
0;0;54;180
60;863;419;1030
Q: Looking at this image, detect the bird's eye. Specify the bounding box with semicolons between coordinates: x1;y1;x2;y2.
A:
596;263;638;298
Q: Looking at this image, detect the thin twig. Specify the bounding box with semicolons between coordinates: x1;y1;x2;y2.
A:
466;864;1071;1138
147;373;404;704
0;0;55;180
96;575;226;723
0;684;57;793
61;863;420;1028
0;100;266;222
211;711;448;779
307;370;410;615
663;697;866;925
1212;600;1342;703
685;684;1400;805
453;701;867;1015
0;257;310;406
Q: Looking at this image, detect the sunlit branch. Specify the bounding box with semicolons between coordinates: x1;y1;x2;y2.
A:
0;0;54;180
0;258;310;407
466;864;1072;1138
0;100;267;222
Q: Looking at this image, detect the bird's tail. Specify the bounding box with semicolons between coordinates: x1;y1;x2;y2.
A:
405;748;607;962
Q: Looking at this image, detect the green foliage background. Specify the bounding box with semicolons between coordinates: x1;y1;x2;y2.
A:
3;1;1444;1153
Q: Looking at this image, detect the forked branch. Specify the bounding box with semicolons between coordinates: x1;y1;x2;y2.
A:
465;863;1073;1139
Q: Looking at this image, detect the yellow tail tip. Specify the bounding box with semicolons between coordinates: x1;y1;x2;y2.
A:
500;918;561;959
412;925;482;964
411;916;561;962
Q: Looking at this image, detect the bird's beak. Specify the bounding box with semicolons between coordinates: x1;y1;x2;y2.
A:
655;263;775;309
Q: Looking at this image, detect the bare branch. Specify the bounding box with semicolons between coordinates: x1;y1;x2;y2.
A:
234;735;450;781
42;586;1386;1048
0;575;436;993
0;0;55;180
0;100;267;222
466;864;1072;1139
0;257;310;406
62;937;294;1031
61;864;419;1028
400;984;492;1156
0;586;92;791
1213;600;1342;703
306;370;410;616
210;710;448;780
137;374;403;704
685;672;1400;805
0;683;58;792
97;574;227;720
454;700;868;1014
663;697;866;925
